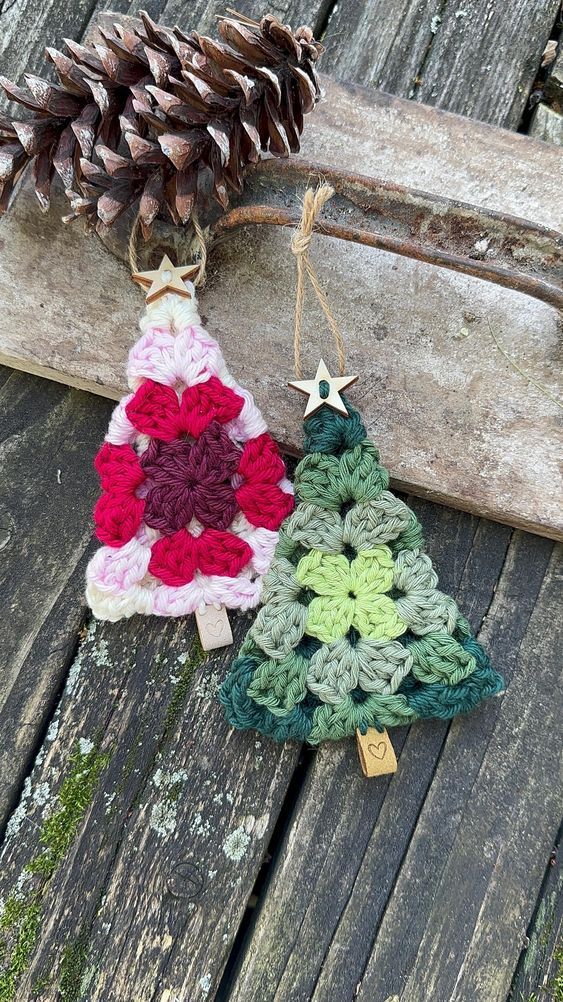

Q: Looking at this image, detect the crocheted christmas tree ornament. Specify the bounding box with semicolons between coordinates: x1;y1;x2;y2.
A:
220;394;504;747
86;275;294;624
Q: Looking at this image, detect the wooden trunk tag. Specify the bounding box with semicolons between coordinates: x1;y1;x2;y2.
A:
356;727;398;777
195;604;233;651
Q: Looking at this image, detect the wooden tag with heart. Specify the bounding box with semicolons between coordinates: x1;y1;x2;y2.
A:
195;604;233;651
356;727;398;777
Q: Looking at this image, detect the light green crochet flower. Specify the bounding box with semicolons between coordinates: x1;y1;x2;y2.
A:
295;546;407;644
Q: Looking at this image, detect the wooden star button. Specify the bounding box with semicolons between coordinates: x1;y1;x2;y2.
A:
132;254;200;304
288;359;358;418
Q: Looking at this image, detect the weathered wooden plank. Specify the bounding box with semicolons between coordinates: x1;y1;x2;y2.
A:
545;42;563;106
0;0;121;840
222;509;513;1001
321;0;443;100
0;368;110;828
0;546;92;834
0;609;300;1001
323;0;560;128
349;536;559;1002
510;840;562;1002
0;0;97;113
0;365;11;392
370;545;562;1002
0;370;110;740
530;102;563;144
159;0;332;33
1;73;562;538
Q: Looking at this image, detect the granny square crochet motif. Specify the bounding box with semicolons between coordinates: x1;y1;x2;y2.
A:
86;282;294;620
220;395;504;744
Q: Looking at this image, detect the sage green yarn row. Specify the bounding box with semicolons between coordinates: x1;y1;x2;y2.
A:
220;394;504;744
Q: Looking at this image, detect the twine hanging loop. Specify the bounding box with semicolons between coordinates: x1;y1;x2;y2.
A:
291;184;346;379
128;212;209;288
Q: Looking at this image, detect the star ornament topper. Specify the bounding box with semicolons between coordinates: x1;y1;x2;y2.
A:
132;254;200;304
288;359;358;418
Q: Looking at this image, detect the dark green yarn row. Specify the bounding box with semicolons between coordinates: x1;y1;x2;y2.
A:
220;625;501;744
220;395;504;744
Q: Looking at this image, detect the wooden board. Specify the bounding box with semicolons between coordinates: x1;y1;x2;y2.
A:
225;531;562;1002
510;841;563;1002
0;605;300;1000
0;73;562;539
357;542;562;1002
0;370;112;827
322;0;560;128
0;2;561;1001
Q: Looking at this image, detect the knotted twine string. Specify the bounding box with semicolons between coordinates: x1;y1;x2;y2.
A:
289;185;561;409
291;184;346;379
128;211;209;288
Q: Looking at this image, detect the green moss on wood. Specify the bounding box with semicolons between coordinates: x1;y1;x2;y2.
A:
59;934;88;1002
521;940;563;1002
0;897;41;1002
31;970;52;996
27;746;110;879
0;742;110;1001
0;897;28;932
547;942;563;1002
164;642;205;733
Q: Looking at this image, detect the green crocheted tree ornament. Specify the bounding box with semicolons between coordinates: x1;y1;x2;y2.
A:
220;391;504;764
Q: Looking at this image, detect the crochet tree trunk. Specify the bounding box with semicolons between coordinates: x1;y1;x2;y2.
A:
220;396;504;745
86;271;293;624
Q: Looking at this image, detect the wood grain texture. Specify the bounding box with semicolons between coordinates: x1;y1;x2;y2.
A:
530;102;563;144
159;0;332;33
0;371;108;695
0;545;92;834
0;0;97;113
0;369;110;827
363;543;562;1002
225;506;513;1001
1;73;562;538
510;838;562;1002
0;611;299;1001
352;535;559;1002
322;0;561;128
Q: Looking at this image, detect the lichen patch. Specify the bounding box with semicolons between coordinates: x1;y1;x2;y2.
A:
222;826;251;862
149;769;188;838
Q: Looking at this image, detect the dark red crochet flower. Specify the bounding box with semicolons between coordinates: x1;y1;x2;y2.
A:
125;376;244;441
235;433;294;531
93;442;146;547
140;422;241;534
148;527;253;586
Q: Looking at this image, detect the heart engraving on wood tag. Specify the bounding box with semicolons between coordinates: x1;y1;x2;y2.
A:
356;727;398;777
204;618;226;639
195;604;233;651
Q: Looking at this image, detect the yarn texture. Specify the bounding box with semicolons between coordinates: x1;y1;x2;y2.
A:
86;283;293;620
220;396;504;744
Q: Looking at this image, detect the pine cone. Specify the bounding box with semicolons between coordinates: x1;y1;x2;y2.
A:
0;10;322;236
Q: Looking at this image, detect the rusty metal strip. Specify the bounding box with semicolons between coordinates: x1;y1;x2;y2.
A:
212;159;563;311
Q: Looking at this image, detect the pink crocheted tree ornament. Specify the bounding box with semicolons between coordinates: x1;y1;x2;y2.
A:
86;269;294;626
